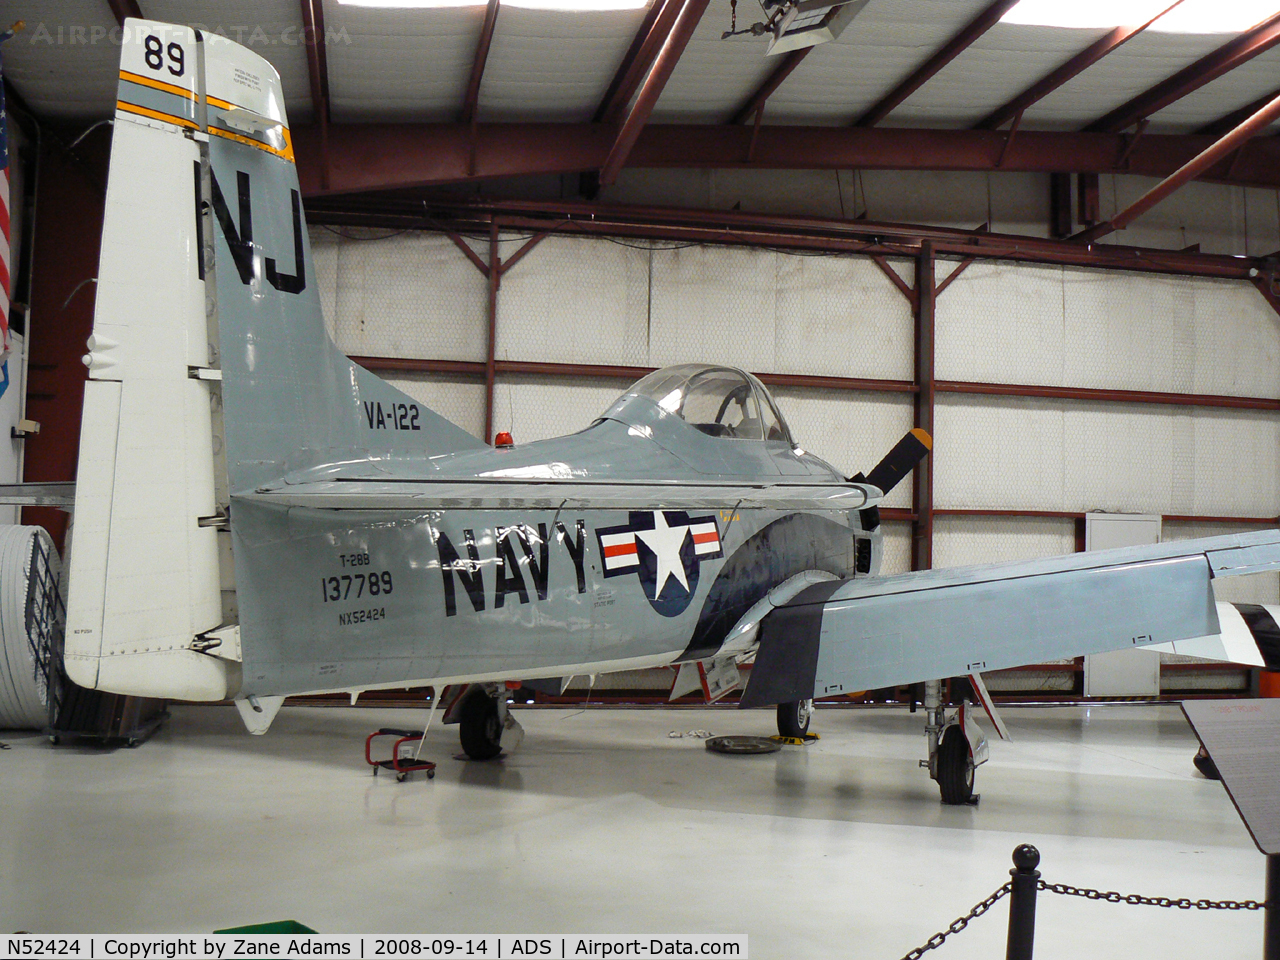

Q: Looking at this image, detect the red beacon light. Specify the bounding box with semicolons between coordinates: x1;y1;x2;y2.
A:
494;431;514;448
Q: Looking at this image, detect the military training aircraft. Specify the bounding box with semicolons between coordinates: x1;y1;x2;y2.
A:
17;21;1280;804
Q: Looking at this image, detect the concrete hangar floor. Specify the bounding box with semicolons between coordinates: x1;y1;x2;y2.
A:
0;703;1264;958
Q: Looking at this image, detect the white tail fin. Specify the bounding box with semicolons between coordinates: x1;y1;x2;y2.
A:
65;21;483;700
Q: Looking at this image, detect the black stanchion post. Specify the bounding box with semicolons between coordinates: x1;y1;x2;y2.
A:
1267;853;1280;960
1006;844;1041;960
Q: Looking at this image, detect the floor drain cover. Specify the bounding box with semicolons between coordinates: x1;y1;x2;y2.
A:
705;736;782;755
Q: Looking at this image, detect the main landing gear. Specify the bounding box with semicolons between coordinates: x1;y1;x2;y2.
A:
921;679;989;805
457;684;525;760
776;699;813;739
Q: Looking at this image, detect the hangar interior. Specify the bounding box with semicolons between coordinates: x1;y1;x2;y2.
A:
2;0;1280;953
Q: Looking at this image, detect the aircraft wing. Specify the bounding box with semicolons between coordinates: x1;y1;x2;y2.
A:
243;478;880;512
740;530;1280;708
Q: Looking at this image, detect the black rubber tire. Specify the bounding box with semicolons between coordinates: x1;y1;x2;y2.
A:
1193;745;1221;780
776;699;813;738
937;725;975;805
458;689;503;760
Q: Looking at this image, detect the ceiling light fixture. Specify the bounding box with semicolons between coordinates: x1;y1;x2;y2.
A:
1001;0;1278;34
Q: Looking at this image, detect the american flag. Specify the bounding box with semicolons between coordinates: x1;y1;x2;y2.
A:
0;23;15;378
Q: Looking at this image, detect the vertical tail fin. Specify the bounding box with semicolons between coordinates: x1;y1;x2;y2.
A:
65;21;482;700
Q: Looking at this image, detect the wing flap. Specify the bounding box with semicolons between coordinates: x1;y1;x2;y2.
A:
741;531;1280;708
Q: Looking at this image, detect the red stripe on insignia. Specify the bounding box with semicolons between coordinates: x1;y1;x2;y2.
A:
603;543;637;559
0;256;9;300
0;196;10;240
692;532;719;545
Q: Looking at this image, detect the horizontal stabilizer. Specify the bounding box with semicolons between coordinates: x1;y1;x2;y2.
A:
741;530;1280;707
1147;602;1280;668
0;483;77;507
245;478;880;513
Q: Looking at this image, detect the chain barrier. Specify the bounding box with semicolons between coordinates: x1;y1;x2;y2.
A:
896;876;1267;959
1039;880;1267;911
897;882;1011;960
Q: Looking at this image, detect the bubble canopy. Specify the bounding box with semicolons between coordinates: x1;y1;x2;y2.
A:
620;364;793;443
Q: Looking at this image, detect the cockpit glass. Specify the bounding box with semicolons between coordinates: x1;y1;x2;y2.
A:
626;364;788;441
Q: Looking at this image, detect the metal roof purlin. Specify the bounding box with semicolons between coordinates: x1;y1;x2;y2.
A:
1086;10;1280;133
729;47;813;125
974;0;1186;131
595;0;682;126
599;0;711;185
462;0;501;126
853;0;1021;127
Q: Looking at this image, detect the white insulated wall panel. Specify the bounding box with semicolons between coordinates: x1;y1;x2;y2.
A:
936;394;1280;516
936;261;1065;386
497;235;650;367
934;395;1067;510
650;245;780;371
381;375;486;441
332;230;488;361
492;376;624;445
932;516;1075;570
1192;278;1280;399
879;521;912;576
770;387;915;509
939;263;1280;400
775;255;913;380
1061;270;1197;393
650;245;911;380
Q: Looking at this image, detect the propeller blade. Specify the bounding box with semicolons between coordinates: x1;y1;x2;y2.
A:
861;428;932;494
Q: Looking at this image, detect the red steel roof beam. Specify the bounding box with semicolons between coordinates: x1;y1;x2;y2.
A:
107;0;142;25
599;0;710;185
854;0;1020;128
1076;88;1280;242
729;47;813;125
1087;10;1280;133
293;123;1280;195
975;0;1185;130
596;0;684;125
299;0;332;187
462;0;501;125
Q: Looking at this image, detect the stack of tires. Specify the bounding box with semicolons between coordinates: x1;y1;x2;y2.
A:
0;525;62;731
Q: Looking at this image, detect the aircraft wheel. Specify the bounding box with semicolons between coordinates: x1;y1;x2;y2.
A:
776;699;813;738
459;688;503;760
937;725;974;805
1193;745;1221;780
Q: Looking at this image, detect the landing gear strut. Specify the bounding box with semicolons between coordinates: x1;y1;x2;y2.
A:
458;684;525;760
921;679;988;805
776;699;813;738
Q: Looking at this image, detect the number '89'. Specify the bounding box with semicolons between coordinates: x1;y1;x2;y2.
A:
144;35;185;77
